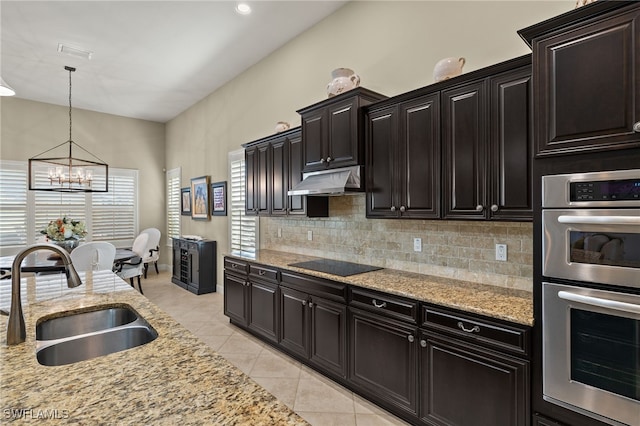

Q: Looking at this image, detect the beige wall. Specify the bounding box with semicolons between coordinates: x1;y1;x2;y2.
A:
0;97;167;261
167;1;571;289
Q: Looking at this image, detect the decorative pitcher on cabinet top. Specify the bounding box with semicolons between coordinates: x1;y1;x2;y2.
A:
327;68;360;97
433;57;465;82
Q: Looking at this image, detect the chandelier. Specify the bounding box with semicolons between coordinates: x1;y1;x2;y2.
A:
28;66;108;192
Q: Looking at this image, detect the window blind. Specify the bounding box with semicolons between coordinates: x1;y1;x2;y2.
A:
0;161;138;252
166;167;181;244
229;149;257;257
0;161;28;246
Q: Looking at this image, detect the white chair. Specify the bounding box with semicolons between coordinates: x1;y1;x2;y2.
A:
140;228;161;278
115;233;148;294
70;242;117;271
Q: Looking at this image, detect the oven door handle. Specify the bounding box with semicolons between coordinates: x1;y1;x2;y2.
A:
557;215;640;225
558;291;640;315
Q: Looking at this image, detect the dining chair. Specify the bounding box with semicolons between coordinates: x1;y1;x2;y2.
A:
70;242;117;271
115;233;148;294
140;228;161;278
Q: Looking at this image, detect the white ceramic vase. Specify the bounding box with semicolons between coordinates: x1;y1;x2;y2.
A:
326;68;360;97
433;57;466;82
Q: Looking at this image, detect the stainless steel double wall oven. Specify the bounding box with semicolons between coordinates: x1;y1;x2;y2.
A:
540;169;640;426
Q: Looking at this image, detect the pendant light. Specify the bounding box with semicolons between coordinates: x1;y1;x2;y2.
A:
28;66;108;192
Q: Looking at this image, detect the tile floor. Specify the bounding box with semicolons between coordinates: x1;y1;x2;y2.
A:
141;271;410;426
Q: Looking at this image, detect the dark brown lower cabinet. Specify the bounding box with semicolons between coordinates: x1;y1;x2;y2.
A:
533;414;566;426
420;331;529;426
223;256;532;426
223;270;248;325
349;307;418;418
280;285;347;379
248;278;278;343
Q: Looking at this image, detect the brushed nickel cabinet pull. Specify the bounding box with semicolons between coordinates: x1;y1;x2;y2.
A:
457;321;480;333
372;299;387;308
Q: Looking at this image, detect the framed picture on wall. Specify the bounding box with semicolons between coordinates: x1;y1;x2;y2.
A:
180;187;191;216
211;181;227;216
190;175;210;220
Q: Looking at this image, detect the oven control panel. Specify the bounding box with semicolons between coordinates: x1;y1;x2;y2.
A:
543;169;640;208
570;178;640;202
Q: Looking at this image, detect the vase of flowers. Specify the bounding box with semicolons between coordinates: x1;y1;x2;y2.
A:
41;217;88;252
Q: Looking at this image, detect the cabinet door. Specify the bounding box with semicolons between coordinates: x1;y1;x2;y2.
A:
327;97;359;169
309;296;347;379
349;307;418;417
443;81;487;219
420;331;529;426
366;105;398;218
279;286;309;359
256;143;270;215
401;93;441;219
224;272;248;326
288;133;306;215
248;279;279;343
302;110;326;171
534;7;640;156
244;146;258;215
188;245;199;287
172;240;180;281
489;67;533;221
270;138;288;216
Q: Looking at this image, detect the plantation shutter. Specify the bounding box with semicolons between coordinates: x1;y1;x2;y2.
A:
0;161;28;246
91;168;138;246
228;149;257;257
166;167;181;244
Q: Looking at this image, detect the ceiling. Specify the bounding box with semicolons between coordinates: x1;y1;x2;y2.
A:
0;1;347;123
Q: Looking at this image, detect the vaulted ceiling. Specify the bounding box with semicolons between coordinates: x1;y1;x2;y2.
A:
1;1;347;122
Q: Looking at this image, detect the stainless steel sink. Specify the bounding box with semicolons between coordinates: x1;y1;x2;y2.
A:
36;306;138;341
35;305;158;366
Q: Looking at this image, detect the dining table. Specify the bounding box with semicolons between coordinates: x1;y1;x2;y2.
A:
0;248;138;276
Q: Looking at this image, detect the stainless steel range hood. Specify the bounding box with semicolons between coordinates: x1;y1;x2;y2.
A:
287;165;362;196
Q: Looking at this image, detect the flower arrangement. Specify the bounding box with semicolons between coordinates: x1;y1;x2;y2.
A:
41;217;88;242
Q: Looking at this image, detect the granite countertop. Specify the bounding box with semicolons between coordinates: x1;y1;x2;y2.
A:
0;270;307;425
228;250;533;326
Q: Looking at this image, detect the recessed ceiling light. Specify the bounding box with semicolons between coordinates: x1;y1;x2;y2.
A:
235;3;251;15
57;43;93;60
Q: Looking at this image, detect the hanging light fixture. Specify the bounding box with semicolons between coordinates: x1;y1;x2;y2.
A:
28;66;108;192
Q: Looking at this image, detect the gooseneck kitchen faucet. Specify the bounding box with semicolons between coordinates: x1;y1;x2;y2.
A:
6;243;82;345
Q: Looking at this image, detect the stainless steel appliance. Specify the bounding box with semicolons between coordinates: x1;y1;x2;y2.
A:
541;169;640;426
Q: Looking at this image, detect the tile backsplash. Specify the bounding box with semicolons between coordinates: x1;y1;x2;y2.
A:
261;195;533;292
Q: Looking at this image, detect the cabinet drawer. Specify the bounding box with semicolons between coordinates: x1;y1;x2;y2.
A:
249;263;279;282
422;306;530;357
350;288;418;324
224;257;248;275
281;271;347;303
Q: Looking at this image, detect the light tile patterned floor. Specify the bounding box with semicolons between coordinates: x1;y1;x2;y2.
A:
142;271;410;426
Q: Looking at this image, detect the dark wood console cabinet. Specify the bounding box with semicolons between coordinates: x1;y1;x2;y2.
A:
171;238;217;294
223;256;532;426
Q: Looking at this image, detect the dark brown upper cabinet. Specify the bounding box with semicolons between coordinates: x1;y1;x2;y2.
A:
518;2;640;157
366;93;441;219
244;127;328;218
443;62;533;221
297;88;386;173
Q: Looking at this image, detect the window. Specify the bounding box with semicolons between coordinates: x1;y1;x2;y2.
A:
166;167;181;245
228;149;257;257
0;160;138;253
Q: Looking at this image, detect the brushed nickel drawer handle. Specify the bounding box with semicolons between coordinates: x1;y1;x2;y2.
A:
457;321;480;333
372;299;387;308
407;335;415;343
258;270;266;276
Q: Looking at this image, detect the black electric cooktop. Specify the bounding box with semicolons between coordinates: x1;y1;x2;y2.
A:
288;259;382;277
